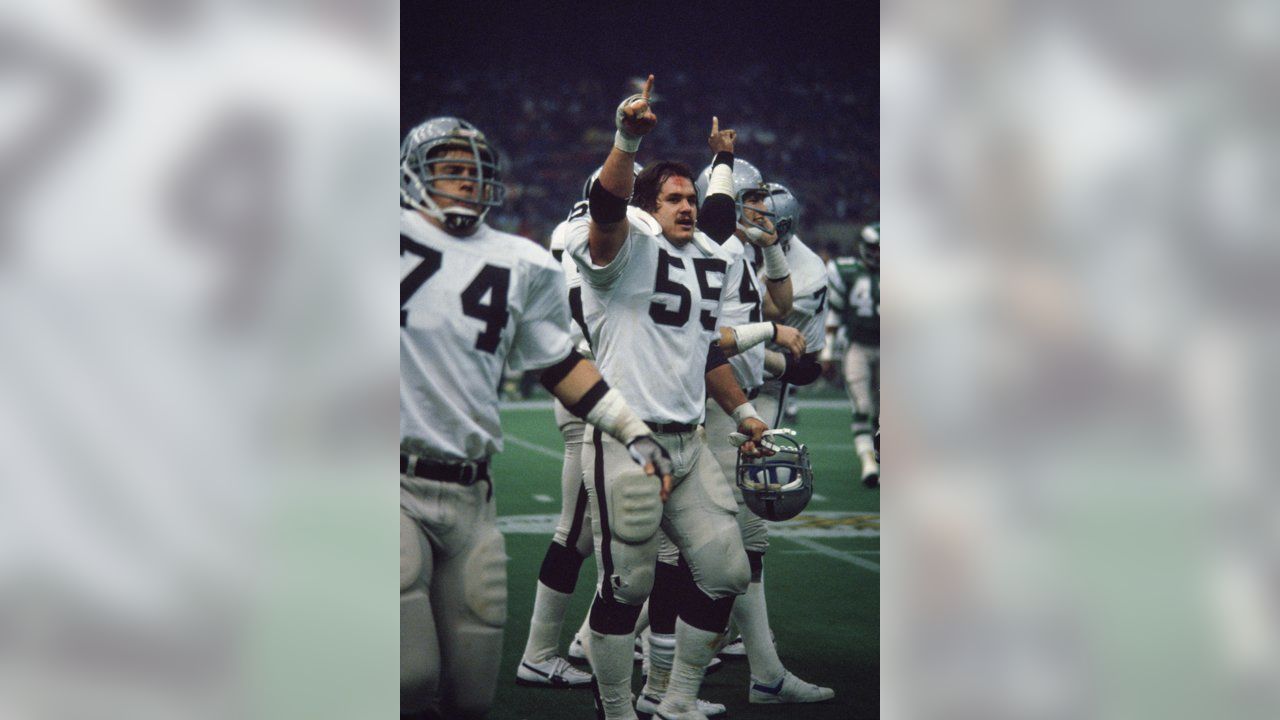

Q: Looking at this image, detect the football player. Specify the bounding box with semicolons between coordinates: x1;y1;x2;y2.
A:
564;75;776;720
399;117;674;719
688;173;835;704
514;164;642;690
826;221;881;486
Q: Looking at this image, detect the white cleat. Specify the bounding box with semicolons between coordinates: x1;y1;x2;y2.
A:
515;656;593;688
859;450;880;488
636;693;725;718
749;670;835;704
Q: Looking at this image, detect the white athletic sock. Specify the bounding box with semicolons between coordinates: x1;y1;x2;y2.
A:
732;580;785;683
854;433;875;458
590;631;639;719
521;581;572;663
641;632;675;697
657;619;721;714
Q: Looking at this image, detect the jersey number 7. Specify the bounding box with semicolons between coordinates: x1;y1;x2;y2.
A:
401;234;510;354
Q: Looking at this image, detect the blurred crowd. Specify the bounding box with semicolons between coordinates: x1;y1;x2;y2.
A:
403;62;878;252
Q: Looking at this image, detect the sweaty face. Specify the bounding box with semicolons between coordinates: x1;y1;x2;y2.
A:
652;176;698;244
424;147;484;212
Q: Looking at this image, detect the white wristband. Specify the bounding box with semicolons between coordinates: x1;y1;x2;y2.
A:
731;321;775;352
761;243;790;280
585;387;651;445
708;162;734;197
614;130;641;153
731;402;762;427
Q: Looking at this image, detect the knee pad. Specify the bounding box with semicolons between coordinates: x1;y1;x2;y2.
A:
686;534;751;599
462;527;508;628
537;541;588;594
401;514;426;593
589;593;646;635
607;558;655;608
607;467;662;544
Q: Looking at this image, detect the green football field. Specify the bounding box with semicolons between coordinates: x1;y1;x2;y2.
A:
488;401;879;720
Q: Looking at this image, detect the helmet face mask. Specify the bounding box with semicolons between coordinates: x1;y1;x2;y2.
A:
859;221;880;268
401;117;506;233
735;429;814;522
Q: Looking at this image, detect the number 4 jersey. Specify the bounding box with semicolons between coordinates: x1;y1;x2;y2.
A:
400;209;573;461
564;207;731;427
827;255;880;347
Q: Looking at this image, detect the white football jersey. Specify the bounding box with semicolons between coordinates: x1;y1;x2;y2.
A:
716;236;767;391
565;207;731;425
401;209;573;461
771;234;829;354
549;201;594;358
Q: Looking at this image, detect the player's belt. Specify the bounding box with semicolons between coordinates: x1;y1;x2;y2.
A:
400;454;490;485
645;421;697;434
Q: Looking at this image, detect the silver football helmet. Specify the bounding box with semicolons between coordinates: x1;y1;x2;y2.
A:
860;221;880;269
581;162;645;201
401;117;506;233
694;158;775;234
736;429;814;522
763;182;800;248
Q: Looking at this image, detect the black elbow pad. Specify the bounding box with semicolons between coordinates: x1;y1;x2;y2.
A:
588;179;629;224
538;349;583;391
705;341;730;374
697;194;737;242
779;353;822;386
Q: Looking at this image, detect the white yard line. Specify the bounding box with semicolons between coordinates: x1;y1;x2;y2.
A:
781;535;881;573
532;494;554;503
504;434;564;461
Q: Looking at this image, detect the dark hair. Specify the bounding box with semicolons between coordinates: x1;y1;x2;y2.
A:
632;160;695;213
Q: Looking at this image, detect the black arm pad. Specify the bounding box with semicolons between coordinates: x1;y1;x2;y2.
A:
712;151;734;169
705;341;730;374
538;349;584;391
566;378;611;418
588;179;629;224
697;194;737;242
778;352;822;386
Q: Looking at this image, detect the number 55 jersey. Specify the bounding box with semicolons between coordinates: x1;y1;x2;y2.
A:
400;209;573;461
564;207;731;427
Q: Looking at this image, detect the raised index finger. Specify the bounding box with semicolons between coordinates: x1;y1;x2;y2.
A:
642;74;654;99
711;116;719;134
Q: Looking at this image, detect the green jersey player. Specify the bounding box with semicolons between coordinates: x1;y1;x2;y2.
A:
826;222;880;486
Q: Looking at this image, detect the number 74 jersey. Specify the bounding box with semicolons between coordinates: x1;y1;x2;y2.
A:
400;209;573;461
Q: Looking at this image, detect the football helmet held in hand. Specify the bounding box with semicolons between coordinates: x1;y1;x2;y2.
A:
736;428;813;521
